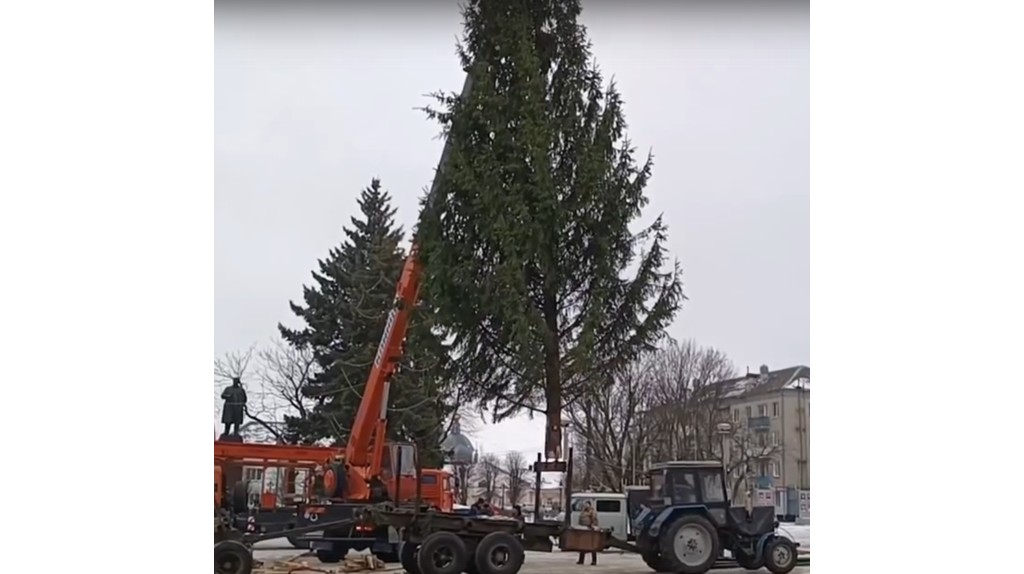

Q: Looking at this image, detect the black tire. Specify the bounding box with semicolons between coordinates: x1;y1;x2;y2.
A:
473;532;525;574
231;481;249;513
658;514;720;574
417;532;469;574
734;548;764;571
400;542;421;574
214;540;253;574
464;541;479;574
316;546;344;564
378;546;400;563
285;525;308;549
763;537;797;574
326;463;347;498
641;551;674;572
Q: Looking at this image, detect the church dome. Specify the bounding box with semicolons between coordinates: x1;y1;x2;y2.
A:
441;420;476;465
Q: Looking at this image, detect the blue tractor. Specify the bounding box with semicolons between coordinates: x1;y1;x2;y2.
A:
631;461;799;574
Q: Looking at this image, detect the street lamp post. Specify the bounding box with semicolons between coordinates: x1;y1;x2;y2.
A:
715;422;735;505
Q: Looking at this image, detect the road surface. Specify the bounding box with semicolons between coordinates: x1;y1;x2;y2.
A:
252;545;811;574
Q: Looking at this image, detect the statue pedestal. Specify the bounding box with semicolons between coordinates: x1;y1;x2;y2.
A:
218;433;244;443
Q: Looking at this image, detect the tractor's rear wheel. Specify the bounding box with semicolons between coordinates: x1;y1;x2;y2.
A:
659;515;720;574
763;537;797;574
641;551;674;572
214;540;253;574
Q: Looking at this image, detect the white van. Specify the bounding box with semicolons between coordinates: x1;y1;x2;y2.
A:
568;492;629;542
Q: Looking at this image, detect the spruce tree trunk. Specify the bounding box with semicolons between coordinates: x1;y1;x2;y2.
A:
543;291;563;461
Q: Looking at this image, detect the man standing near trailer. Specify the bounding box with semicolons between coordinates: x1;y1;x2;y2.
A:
576;501;599;565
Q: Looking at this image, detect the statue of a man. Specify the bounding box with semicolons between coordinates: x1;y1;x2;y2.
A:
221;377;247;436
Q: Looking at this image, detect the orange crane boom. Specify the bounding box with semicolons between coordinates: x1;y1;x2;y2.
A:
343;70;477;497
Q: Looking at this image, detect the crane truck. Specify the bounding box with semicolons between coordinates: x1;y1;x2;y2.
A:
215;60;591;574
214;68;482;574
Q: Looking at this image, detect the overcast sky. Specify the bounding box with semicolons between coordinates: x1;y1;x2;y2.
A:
215;2;809;456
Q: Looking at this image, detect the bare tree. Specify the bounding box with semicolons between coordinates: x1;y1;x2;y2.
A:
503;451;530;507
214;339;322;444
638;340;785;503
213;345;255;390
644;340;737;462
453;463;476;505
476;453;501;504
719;423;783;502
213;345;271;441
569;356;659;491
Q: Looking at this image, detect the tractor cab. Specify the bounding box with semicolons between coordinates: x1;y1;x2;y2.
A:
646;460;730;511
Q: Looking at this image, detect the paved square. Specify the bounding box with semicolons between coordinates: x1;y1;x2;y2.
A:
252;546;810;574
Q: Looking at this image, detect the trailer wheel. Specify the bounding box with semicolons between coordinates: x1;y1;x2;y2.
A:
416;532;469;574
284;525;308;549
214;540;253;574
641;551;674;572
763;537;797;574
473;532;524;574
231;481;249;513
400;542;420;574
659;514;720;574
316;546;344;564
378;547;400;563
734;548;764;571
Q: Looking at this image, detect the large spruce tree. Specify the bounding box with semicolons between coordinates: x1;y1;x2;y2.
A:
418;0;684;457
281;179;453;466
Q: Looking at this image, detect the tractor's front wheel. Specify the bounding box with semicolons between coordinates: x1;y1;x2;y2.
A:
659;515;720;574
763;537;797;574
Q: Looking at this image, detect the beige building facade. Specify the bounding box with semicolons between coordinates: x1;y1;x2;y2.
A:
717;365;809;519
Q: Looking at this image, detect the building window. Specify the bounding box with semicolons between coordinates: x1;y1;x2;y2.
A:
243;467;264;482
772;402;779;417
770;461;781;478
758;404;767;416
770;432;778;446
733;409;740;422
745;406;752;418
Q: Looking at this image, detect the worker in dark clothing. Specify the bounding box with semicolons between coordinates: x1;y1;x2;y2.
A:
469;497;488;517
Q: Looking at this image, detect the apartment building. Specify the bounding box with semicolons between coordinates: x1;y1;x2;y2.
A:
717;365;810;519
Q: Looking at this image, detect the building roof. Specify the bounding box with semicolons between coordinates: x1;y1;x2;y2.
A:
715;365;810;401
649;460;725;471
